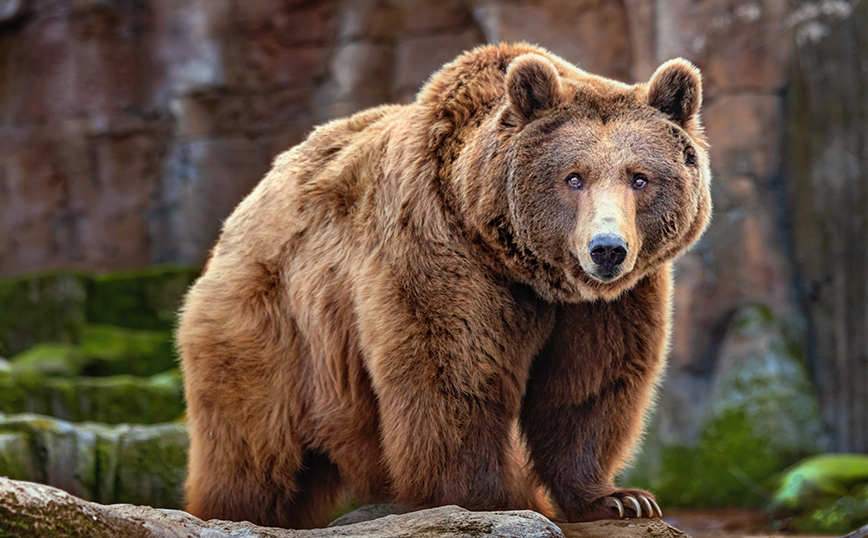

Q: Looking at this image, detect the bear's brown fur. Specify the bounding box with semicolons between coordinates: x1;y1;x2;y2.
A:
178;43;712;529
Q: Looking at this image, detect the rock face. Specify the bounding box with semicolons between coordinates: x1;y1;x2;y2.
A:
0;477;692;538
2;0;862;511
0;413;188;508
785;0;868;453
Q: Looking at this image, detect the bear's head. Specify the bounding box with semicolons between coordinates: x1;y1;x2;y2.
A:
481;52;711;302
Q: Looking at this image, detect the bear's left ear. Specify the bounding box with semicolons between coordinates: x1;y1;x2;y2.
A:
647;58;702;127
506;54;563;121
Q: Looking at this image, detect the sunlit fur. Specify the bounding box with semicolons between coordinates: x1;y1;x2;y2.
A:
178;43;711;529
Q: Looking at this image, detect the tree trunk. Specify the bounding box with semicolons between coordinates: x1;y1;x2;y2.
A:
785;0;868;452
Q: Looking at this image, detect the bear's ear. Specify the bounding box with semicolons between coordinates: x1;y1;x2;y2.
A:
506;54;563;121
647;58;702;127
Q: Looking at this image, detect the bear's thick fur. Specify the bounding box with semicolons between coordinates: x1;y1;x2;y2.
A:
178;43;712;529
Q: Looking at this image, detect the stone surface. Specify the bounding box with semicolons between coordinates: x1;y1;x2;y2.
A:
1;478;686;538
0;272;88;357
0;414;188;508
785;0;868;453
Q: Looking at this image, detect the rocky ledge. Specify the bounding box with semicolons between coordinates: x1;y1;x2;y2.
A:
0;477;691;538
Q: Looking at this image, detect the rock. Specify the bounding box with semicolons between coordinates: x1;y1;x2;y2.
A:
0;414;188;508
624;304;825;508
0;477;570;537
0;370;184;424
0;272;88;357
768;454;868;534
8;325;175;378
8;343;87;377
0;0;30;25
786;0;868;453
559;519;689;538
79;325;176;378
84;267;200;331
0;480;695;537
327;503;418;526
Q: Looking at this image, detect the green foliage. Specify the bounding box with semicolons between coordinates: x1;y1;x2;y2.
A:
631;410;789;508
769;454;868;534
624;304;824;510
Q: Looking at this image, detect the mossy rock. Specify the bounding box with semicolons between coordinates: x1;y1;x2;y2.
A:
0;370;185;425
768;454;868;534
9;327;177;379
79;325;176;377
8;344;88;377
0;432;37;482
0;273;88;357
85;266;200;331
114;422;189;509
0;413;189;509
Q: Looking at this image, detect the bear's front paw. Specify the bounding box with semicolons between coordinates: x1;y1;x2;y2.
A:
597;489;662;519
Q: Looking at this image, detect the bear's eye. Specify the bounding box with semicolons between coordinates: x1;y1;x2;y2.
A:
632;174;649;190
566;173;584;190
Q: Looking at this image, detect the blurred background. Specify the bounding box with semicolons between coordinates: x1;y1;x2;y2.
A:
0;0;866;534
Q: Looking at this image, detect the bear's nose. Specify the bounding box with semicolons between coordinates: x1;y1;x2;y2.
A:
589;234;628;272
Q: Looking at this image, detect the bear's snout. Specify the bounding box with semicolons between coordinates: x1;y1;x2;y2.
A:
589;234;628;279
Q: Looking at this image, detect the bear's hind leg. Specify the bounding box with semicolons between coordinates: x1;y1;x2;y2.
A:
185;402;344;529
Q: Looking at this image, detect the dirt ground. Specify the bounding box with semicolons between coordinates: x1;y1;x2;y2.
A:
661;509;836;538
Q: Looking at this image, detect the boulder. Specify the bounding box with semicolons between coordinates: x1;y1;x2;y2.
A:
0;477;693;538
0;413;188;508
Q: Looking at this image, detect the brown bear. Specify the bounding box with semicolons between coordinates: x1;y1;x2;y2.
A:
178;43;711;529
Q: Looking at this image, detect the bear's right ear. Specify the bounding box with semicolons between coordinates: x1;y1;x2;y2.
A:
506;54;563;121
647;58;703;128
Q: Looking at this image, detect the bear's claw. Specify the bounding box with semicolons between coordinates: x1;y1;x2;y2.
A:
604;496;624;518
601;492;663;519
625;496;642;517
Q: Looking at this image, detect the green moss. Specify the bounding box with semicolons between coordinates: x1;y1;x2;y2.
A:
114;423;189;509
0;272;88;357
0;432;37;481
0;371;184;424
0;489;118;538
771;454;868;511
85;266;200;331
0;415;190;509
9;344;88;377
769;454;868;534
79;325;176;377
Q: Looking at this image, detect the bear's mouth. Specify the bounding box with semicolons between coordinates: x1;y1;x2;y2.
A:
569;253;626;284
588;266;624;283
569;254;624;285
